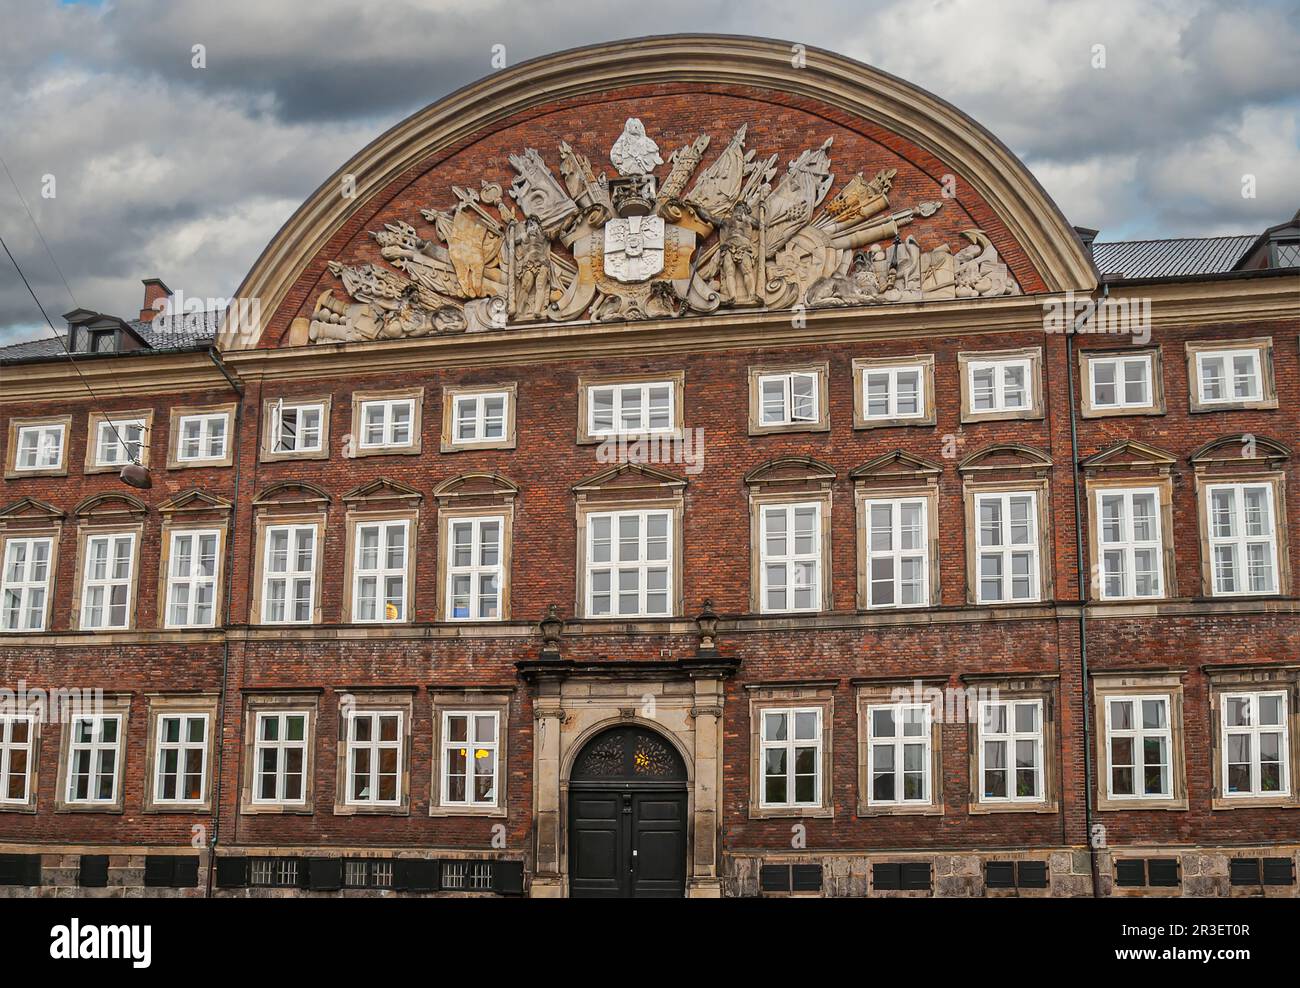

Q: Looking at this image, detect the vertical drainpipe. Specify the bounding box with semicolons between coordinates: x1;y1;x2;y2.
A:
1066;285;1103;897
205;347;244;898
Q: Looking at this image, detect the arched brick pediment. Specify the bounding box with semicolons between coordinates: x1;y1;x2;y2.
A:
219;36;1095;354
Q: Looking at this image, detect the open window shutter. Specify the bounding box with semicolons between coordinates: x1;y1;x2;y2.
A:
143;855;177;888
173;856;200;888
1229;858;1261;886
308;858;342;891
900;862;931;891
492;860;525;895
395;859;438;892
413;859;439;892
1115;859;1145;887
0;854;41;886
215;856;249;888
295;858;312;889
1262;858;1295;886
791;864;823;892
18;854;43;887
872;863;902;891
1146;859;1179;887
985;861;1015;889
1016;861;1048;889
79;855;110;888
759;864;791;892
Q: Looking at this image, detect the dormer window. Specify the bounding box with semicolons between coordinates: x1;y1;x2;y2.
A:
89;329;117;353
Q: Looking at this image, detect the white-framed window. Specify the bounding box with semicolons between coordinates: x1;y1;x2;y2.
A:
585;509;671;618
352;520;408;622
344;710;402;806
271;402;324;453
1089;354;1152;410
866;702;931;805
1222;691;1290;798
80;533;135;630
165;530;219;628
446;517;502;621
452;392;508;445
975;492;1040;603
862;365;924;421
440;711;499;807
176;413;228;462
14;423;65;471
261;525;316;624
1;536;52;632
154;713;208;803
0;714;35;804
1096;488;1163;599
760;502;821;613
759;707;821;808
969;358;1032;413
758;372;818;427
252;711;309;804
93;418;146;467
1105;695;1172;799
588;381;674;436
359;398;414;449
66;713;122;804
1206;483;1278;596
864;498;927;608
1197;348;1262;405
978;699;1044;803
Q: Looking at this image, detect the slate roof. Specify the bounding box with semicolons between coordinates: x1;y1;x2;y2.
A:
0;306;223;362
1090;235;1258;279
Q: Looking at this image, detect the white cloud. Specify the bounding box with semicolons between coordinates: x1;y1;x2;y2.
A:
1;0;1296;343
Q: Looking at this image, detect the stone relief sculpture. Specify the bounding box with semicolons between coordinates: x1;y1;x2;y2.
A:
303;115;1022;343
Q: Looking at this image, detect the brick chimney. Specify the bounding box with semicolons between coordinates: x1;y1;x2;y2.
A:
139;278;173;322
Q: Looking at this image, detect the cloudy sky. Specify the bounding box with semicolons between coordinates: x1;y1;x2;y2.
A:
0;0;1296;346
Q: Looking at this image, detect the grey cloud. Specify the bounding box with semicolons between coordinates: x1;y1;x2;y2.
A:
0;0;1297;343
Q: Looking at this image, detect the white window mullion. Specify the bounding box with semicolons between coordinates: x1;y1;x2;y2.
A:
1;537;53;632
584;509;671;618
0;714;35;804
262;525;317;624
66;714;122;804
440;710;500;807
353;520;408;623
80;533;135;630
975;492;1039;604
760;502;821;613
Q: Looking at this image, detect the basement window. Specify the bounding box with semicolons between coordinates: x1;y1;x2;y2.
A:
441;860;493;891
250;857;300;887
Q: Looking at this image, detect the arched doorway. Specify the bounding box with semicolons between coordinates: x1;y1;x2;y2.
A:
567;724;688;898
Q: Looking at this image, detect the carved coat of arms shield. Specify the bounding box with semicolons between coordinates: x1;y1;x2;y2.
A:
602;215;665;283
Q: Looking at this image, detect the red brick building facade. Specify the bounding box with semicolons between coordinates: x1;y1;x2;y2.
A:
1;36;1297;898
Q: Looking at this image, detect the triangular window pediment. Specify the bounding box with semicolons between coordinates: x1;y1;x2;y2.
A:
573;463;687;498
158;489;233;515
0;496;65;523
1080;439;1178;475
343;477;425;506
850;451;942;484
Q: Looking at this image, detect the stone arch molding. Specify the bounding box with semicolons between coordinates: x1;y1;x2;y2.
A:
221;35;1096;351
